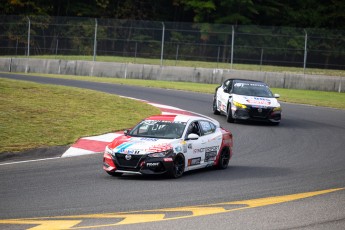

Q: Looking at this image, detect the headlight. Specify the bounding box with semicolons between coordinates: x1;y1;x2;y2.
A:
233;101;247;109
273;106;281;112
148;149;172;158
105;145;113;155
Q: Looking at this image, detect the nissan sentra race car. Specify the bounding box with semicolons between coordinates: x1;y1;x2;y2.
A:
213;79;282;124
103;114;233;178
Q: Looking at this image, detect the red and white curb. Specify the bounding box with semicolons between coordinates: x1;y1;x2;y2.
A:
62;98;195;158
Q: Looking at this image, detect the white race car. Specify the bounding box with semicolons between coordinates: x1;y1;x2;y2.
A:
213;79;282;124
103;114;233;178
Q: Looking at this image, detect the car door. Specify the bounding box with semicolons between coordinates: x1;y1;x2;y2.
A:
217;79;233;113
184;121;207;170
198;120;222;165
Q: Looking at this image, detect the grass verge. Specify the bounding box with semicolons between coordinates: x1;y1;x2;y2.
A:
12;72;345;110
0;78;160;153
1;72;344;154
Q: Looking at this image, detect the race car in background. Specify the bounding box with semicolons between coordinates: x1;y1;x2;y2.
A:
103;114;233;178
213;79;282;124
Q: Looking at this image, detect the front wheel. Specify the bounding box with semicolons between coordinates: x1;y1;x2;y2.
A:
213;97;220;115
170;155;185;178
216;149;230;169
226;104;234;123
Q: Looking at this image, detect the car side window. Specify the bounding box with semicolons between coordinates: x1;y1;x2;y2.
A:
222;80;230;90
186;121;202;137
222;80;232;93
228;80;233;93
199;120;216;135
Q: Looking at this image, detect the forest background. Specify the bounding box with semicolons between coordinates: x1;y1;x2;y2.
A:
2;0;345;30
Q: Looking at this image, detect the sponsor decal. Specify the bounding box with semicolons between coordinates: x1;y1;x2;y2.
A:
220;103;226;111
234;83;266;88
245;97;271;106
188;157;201;166
188;144;193;149
181;141;188;153
205;153;217;162
208;136;220;142
114;142;135;153
175;146;182;153
183;144;187;153
193;146;219;154
124;149;141;155
205;149;218;162
146;162;160;167
193;148;204;153
140;138;159;141
148;143;173;152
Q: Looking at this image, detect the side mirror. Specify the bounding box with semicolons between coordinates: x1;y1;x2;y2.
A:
223;88;229;93
187;133;199;140
124;129;130;136
274;94;280;98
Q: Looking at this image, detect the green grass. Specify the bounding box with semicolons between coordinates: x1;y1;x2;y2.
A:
0;78;160;153
9;55;345;77
12;72;345;110
1;72;344;154
271;88;345;109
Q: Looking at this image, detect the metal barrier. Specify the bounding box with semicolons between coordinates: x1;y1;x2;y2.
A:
0;15;344;70
1;57;343;92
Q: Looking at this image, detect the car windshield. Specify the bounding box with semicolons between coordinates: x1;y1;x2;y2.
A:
233;82;273;98
129;120;186;139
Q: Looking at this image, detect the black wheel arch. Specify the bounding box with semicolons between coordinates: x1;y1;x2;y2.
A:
216;146;231;169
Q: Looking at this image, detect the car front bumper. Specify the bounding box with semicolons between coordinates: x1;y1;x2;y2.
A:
232;106;281;122
103;152;175;175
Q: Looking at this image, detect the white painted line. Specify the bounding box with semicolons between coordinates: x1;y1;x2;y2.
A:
0;157;61;166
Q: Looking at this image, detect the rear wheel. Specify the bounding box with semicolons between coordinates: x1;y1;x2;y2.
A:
106;171;123;177
213;97;220;115
170;155;185;178
216;149;230;169
226;103;234;123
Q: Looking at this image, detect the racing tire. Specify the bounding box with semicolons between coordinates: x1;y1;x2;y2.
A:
170;154;185;179
213;97;220;115
226;103;235;123
216;148;230;170
106;171;123;177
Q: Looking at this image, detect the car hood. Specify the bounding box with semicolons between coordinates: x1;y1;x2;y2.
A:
233;94;280;107
108;135;178;155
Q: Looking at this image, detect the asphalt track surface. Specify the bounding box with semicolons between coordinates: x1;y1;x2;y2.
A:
1;73;345;229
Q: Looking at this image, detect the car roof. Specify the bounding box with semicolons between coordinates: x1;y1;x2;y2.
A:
144;114;220;127
224;78;267;84
145;114;201;122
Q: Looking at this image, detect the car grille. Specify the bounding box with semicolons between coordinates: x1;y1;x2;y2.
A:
114;153;145;168
249;107;272;118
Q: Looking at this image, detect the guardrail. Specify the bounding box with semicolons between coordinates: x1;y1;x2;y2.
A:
0;57;343;92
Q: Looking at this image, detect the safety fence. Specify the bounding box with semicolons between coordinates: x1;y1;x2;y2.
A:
0;15;344;70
